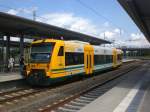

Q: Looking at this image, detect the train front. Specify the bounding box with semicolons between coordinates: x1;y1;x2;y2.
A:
26;41;55;86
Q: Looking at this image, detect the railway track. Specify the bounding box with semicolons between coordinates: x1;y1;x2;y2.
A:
0;88;43;105
38;79;118;112
0;88;29;96
0;61;142;112
38;61;142;112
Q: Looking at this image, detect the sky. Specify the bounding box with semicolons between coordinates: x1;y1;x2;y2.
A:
0;0;150;47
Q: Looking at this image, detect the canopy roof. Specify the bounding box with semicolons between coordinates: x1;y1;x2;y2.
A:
118;0;150;42
0;12;110;45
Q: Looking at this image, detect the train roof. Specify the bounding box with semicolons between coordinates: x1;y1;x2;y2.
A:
65;40;89;45
93;46;114;50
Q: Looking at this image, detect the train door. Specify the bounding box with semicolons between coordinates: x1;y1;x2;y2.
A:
50;41;65;78
89;50;94;74
84;45;94;75
57;45;65;76
85;51;89;74
113;48;117;67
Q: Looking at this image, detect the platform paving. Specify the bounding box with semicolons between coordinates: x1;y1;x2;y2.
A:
79;61;150;112
0;72;23;82
138;78;150;112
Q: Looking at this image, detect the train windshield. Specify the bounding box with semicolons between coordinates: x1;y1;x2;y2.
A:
30;43;55;63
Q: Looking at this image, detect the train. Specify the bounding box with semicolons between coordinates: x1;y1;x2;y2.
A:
26;39;123;86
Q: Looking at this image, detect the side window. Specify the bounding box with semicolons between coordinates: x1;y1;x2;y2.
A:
65;52;84;66
58;46;64;56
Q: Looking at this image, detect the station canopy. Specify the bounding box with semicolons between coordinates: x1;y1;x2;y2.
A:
0;12;110;45
118;0;150;42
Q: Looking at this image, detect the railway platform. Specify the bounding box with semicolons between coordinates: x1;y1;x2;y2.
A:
0;72;23;83
79;61;150;112
122;59;136;63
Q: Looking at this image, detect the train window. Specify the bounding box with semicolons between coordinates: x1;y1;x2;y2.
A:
30;43;55;63
111;55;113;62
87;55;88;68
105;55;113;63
90;55;92;68
94;55;103;65
65;53;74;65
94;55;113;65
94;55;97;65
65;52;84;66
106;55;110;63
105;55;108;63
58;46;64;56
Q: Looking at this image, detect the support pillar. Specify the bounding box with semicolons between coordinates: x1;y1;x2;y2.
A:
20;35;24;57
6;36;10;72
19;35;24;75
0;34;4;72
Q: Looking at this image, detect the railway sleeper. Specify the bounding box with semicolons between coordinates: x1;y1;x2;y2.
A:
62;104;82;110
82;94;98;98
74;98;91;104
69;101;87;107
79;96;95;101
57;107;77;112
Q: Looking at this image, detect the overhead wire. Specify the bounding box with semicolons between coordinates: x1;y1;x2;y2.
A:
76;0;130;35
